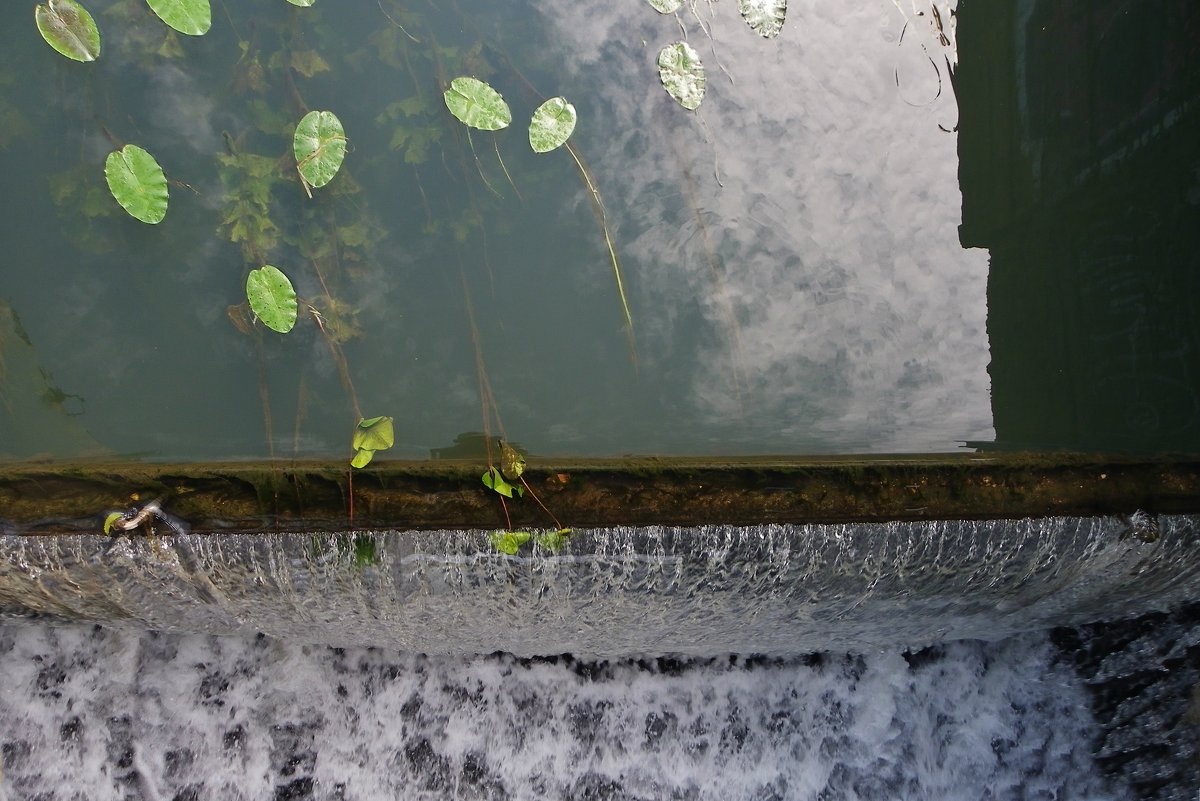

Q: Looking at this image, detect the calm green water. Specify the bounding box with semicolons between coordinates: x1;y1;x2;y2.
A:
0;0;1195;461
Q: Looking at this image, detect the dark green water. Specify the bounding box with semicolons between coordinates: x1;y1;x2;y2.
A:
0;0;1195;462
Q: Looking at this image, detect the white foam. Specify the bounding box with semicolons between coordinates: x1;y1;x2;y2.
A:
0;623;1119;800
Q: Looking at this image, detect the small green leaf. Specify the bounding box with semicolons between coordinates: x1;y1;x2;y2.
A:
35;0;101;62
657;42;706;110
104;144;168;224
352;416;394;451
350;448;374;468
738;0;787;38
443;77;511;131
145;0;211;36
534;528;572;551
245;264;298;333
489;530;531;555
528;97;577;154
646;0;682;12
103;511;123;535
482;466;516;498
287;0;315;5
294;110;347;191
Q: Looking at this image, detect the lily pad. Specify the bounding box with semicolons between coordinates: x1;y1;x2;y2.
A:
739;0;787;38
443;77;511;132
489;530;531;555
145;0;211;36
657;41;706;110
646;0;683;12
294;110;347;191
528;97;576;154
286;0;315;5
35;0;101;62
104;144;168;224
352;416;394;451
482;466;524;499
245;264;297;333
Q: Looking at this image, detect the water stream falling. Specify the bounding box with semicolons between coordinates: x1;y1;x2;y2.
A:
1;516;1198;799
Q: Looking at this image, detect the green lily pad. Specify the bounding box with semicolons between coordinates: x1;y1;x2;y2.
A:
534;528;572;551
104;144;168;224
646;0;682;12
286;0;315;5
482;466;524;498
489;530;531;555
739;0;787;38
528;97;577;154
443;77;511;132
353;416;395;451
294;110;347;191
245;264;297;333
657;41;706;110
35;0;101;62
145;0;211;36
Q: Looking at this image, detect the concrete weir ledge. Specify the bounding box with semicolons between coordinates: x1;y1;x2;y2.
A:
0;453;1197;534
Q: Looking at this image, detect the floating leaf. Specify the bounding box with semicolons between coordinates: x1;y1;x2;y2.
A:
443;77;511;132
482;466;524;498
499;440;525;480
245;264;297;333
35;0;101;62
646;0;682;12
103;511;124;535
104;144;168;224
286;0;315;5
738;0;786;38
657;42;706;110
293;110;347;191
534;528;572;551
145;0;211;36
528;97;577;154
352;416;394;451
490;530;531;555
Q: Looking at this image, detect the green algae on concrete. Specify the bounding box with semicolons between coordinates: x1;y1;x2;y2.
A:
0;454;1197;534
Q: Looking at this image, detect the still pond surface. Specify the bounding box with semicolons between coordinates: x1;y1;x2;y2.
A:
1;0;1196;461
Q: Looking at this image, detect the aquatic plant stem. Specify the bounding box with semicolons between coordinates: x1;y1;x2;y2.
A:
566;142;637;369
520;477;563;530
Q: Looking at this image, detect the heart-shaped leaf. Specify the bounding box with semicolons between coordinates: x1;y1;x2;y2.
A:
490;530;531;555
657;42;706;110
245;264;297;333
443;77;511;132
482;466;524;498
104;144;169;224
145;0;211;36
352;416;394;451
35;0;101;62
739;0;787;38
350;448;374;468
294;110;347;191
528;97;577;154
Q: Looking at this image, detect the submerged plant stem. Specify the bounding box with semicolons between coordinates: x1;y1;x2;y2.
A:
566;142;637;368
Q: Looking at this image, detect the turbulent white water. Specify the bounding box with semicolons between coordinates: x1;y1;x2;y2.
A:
0;623;1117;801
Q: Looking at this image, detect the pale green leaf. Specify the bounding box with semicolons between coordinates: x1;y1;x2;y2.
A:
482;466;515;498
103;511;123;535
352;416;394;451
245;264;297;333
528;97;576;154
35;0;101;62
294;110;347;190
534;528;572;551
489;530;531;555
350;448;374;468
739;0;787;38
657;41;706;110
145;0;212;36
287;0;315;5
443;77;511;131
104;144;168;224
646;0;682;12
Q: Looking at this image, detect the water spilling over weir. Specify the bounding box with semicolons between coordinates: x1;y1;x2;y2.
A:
1;517;1197;656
